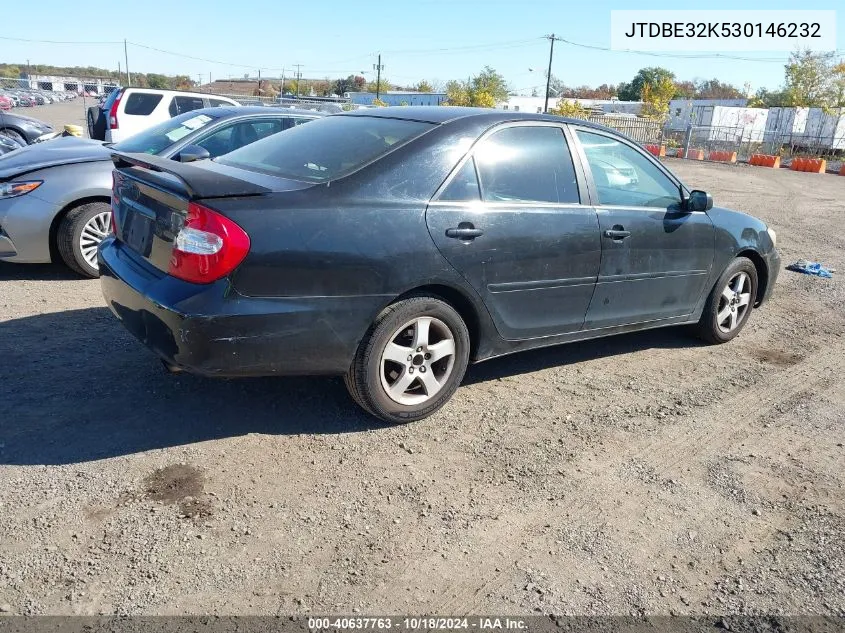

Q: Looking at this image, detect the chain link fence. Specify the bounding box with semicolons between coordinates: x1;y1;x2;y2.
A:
662;123;844;172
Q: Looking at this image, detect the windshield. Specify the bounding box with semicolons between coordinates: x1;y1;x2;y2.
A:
112;111;222;155
216;115;435;182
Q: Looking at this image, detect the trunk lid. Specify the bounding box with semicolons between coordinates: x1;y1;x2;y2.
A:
110;152;310;274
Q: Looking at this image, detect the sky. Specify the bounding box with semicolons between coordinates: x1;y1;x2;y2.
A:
1;0;842;94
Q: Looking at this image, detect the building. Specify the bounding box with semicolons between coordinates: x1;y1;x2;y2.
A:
345;91;446;106
21;73;119;95
763;107;845;151
667;99;748;131
497;96;642;116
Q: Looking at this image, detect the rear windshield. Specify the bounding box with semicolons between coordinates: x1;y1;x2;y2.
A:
112;110;222;155
124;92;164;116
216;115;435;182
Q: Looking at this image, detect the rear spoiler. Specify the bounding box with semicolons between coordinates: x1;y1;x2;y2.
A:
111;152;271;199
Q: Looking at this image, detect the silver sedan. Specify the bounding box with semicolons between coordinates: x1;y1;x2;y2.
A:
0;106;320;277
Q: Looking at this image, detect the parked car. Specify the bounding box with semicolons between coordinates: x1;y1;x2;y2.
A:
0;106;319;277
0;112;54;145
99;108;781;423
0;95;11;111
88;87;122;141
100;88;240;143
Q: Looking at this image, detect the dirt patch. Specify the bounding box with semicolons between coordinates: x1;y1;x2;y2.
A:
143;464;205;505
752;348;804;367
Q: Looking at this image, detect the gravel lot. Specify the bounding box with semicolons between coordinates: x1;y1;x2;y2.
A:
6;99;91;137
1;148;843;616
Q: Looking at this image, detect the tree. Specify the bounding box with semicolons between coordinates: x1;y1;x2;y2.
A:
549;99;590;118
640;76;675;120
333;74;367;96
784;49;838;107
833;62;845;107
673;80;696;99
367;77;392;94
470;66;509;103
618;67;675;101
445;79;471;106
173;76;193;91
146;73;169;89
694;78;743;99
748;87;790;108
444;67;508;107
416;80;434;93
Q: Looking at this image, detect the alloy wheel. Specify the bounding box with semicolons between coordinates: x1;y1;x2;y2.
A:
379;316;456;406
716;271;751;333
79;211;112;269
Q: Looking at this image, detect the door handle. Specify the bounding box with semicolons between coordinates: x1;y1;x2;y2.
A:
604;229;631;240
446;227;483;240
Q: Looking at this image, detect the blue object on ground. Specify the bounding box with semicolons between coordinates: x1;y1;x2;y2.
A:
786;259;834;278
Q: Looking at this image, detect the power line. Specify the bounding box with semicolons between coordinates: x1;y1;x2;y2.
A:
555;36;797;63
0;35;121;44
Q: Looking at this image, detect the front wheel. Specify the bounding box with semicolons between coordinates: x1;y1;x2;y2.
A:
57;202;112;278
694;257;758;344
345;296;470;424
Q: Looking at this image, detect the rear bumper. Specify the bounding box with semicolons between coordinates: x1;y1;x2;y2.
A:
98;238;387;377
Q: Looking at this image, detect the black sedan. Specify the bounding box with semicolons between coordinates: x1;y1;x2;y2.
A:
99;108;780;423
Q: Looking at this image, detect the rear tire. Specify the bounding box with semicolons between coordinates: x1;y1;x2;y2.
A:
57;202;112;278
345;296;470;424
0;128;26;145
694;257;758;344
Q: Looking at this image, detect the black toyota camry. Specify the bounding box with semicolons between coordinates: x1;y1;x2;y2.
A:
99;107;780;423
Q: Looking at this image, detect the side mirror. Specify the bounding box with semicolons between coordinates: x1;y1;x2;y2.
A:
176;145;210;163
687;189;713;212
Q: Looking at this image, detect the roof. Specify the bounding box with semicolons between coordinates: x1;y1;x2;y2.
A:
339;106;623;133
193;105;324;118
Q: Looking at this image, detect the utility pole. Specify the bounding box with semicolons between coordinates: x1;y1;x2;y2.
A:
373;54;385;99
544;34;561;113
280;67;286;98
197;74;202;90
293;64;303;98
124;39;131;86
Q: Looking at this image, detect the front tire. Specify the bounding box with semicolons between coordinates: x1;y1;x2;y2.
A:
694;257;758;344
345;296;470;424
57;202;112;278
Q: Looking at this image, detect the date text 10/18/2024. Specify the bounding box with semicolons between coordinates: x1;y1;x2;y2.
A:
308;618;528;631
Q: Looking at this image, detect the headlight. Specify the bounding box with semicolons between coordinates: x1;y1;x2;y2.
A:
0;181;43;199
767;227;777;247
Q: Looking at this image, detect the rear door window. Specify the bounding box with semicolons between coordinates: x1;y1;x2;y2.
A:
123;92;163;116
168;96;206;117
473;125;579;204
208;99;231;108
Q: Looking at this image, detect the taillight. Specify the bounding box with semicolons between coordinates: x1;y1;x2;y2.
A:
168;202;250;284
108;91;122;129
110;171;121;235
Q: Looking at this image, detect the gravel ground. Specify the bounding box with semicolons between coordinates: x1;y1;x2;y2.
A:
0;159;843;617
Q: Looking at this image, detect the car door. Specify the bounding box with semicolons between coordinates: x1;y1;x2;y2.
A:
572;127;715;329
426;123;600;340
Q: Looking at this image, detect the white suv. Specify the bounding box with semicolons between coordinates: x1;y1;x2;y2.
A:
104;88;240;142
